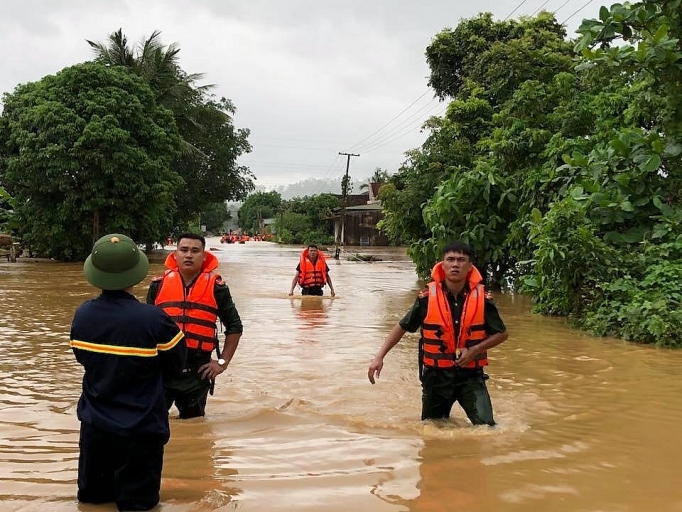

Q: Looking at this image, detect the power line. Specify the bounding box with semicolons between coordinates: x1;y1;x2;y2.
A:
561;0;594;24
310;154;344;196
245;161;333;170
531;0;553;16
362;106;448;154
552;0;572;15
253;143;338;151
504;0;529;20
352;98;440;153
346;88;433;151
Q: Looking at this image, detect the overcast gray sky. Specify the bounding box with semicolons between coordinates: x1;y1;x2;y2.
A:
1;0;602;191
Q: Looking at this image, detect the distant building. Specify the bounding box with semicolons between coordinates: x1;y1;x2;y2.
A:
262;218;276;234
328;184;388;246
331;193;370;207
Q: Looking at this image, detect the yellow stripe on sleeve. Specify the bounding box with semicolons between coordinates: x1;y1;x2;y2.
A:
70;339;158;357
157;331;184;352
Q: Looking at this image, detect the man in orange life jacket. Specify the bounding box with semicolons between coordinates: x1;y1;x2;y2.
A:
146;232;243;419
71;234;186;511
367;241;508;425
288;244;336;297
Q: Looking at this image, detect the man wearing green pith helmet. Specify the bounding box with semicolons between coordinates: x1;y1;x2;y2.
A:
70;233;186;511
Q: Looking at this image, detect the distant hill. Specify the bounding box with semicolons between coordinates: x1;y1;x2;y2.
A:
273;177;343;200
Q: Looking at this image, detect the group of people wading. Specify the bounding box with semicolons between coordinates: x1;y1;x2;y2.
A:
69;234;507;511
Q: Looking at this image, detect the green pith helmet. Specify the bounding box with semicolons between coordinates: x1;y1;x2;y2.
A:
83;233;149;290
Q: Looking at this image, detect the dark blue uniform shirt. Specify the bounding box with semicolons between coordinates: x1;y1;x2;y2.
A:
70;290;186;440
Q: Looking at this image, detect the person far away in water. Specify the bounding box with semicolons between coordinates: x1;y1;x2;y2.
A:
146;232;243;419
367;240;508;426
289;243;336;297
70;233;186;511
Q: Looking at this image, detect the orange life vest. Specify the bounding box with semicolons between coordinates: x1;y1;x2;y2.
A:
153;251;220;352
298;249;327;287
420;262;488;369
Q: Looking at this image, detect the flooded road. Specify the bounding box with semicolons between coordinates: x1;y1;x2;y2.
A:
1;239;681;511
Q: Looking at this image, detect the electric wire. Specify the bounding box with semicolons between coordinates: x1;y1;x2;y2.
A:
504;0;529;20
561;0;594;24
552;0;572;15
531;0;553;16
351;97;440;153
362;105;448;154
346;88;433;151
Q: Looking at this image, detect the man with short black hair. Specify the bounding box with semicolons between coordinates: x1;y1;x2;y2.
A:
71;233;186;511
368;240;508;425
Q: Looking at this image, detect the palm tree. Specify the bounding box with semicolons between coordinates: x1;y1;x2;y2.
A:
360;167;391;191
87;29;213;157
85;29;254;237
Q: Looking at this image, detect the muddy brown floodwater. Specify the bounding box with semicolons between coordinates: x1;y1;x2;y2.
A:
1;239;681;511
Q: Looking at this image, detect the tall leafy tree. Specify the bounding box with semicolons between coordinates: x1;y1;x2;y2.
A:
378;4;682;344
199;202;232;233
522;0;682;345
238;191;282;233
277;194;339;245
384;12;576;282
87;29;254;228
0;63;182;260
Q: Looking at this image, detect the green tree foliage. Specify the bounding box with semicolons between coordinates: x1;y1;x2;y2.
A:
378;114;468;247
0;63;181;260
238;191;282;233
277;211;312;244
386;12;576;283
285;193;339;221
426;13;569;101
0;186;17;233
172;96;254;226
383;2;682;345
200;202;232;233
88;29;254;229
341;174;353;202
276;193;339;245
525;0;682;345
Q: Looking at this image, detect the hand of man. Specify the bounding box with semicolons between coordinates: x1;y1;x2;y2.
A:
330;289;336;297
368;357;383;384
198;360;226;380
454;347;474;367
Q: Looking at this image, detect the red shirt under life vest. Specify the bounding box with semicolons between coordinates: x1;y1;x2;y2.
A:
420;262;488;369
298;249;327;288
154;251;220;352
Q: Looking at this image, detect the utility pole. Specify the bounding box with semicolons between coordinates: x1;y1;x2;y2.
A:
338;152;359;246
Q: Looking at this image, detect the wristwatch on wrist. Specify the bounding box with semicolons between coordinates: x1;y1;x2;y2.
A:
217;358;226;368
